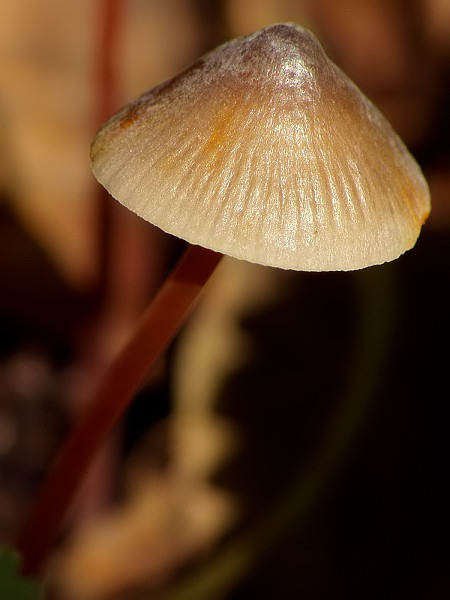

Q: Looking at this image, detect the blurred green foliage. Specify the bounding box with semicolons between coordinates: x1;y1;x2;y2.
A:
0;548;41;600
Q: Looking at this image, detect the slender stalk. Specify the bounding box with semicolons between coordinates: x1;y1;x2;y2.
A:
17;244;222;576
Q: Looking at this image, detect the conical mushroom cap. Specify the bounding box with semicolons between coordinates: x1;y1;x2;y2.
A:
91;23;430;271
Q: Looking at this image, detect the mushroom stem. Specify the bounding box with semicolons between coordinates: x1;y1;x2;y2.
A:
17;243;222;576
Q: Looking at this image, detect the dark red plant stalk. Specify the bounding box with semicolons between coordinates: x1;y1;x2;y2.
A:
18;244;222;575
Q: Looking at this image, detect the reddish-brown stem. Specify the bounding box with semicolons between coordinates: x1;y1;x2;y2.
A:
17;244;222;576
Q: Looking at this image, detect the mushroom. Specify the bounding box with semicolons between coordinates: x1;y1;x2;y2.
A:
91;22;430;271
18;23;430;576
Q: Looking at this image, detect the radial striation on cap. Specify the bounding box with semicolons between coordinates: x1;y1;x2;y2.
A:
91;23;430;271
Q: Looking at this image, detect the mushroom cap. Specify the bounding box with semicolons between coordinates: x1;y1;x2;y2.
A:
91;23;430;271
